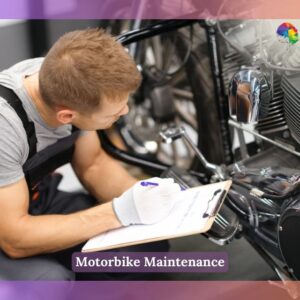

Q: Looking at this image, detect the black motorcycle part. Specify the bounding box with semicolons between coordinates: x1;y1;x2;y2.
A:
278;198;300;279
148;85;176;123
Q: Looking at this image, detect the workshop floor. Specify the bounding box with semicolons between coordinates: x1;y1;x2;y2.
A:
167;234;277;280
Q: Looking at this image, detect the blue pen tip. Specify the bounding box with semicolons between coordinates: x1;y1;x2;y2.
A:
140;181;159;187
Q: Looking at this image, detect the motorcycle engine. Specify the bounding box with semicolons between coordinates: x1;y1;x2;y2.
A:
221;20;300;152
221;21;300;278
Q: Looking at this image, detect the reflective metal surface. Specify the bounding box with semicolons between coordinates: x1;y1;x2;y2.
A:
228;68;271;123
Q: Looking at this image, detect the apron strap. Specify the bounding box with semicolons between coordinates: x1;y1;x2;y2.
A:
0;85;37;159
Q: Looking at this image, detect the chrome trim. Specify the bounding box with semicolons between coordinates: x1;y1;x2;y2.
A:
228;68;272;124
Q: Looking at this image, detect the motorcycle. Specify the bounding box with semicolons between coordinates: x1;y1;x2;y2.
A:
97;19;300;284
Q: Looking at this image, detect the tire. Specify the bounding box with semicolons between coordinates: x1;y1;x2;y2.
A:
175;25;226;169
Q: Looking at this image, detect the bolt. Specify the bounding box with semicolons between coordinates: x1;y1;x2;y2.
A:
282;131;290;139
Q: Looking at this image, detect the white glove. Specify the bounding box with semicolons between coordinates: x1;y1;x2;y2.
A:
112;177;181;226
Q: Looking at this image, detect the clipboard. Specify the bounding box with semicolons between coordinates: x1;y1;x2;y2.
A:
82;180;232;252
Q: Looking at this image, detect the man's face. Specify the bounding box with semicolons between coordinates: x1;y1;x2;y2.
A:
72;95;129;131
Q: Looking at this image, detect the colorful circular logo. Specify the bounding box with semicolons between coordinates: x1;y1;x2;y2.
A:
277;22;299;45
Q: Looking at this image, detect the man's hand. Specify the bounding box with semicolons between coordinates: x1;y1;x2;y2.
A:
112;177;181;226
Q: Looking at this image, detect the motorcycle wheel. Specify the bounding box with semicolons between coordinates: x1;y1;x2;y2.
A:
109;22;227;174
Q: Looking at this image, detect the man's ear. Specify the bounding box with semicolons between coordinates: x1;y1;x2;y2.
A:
56;109;76;125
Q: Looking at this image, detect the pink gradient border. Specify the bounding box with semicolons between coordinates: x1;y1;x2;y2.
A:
1;0;300;19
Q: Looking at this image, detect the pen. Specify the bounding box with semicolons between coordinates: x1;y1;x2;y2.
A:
140;181;159;187
140;180;186;191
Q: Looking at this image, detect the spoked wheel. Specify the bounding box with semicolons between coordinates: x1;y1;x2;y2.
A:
111;23;226;174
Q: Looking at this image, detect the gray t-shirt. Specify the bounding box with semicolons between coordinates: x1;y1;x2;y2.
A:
0;58;72;187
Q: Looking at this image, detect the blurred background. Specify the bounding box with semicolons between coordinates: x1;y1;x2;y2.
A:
0;20;102;69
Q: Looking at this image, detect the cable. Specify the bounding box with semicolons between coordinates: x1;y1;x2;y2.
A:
164;25;194;77
143;24;194;87
216;0;252;60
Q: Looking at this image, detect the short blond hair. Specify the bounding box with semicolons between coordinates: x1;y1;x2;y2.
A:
39;28;141;113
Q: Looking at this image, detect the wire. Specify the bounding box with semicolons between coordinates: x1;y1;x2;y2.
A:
232;178;299;201
227;189;256;226
216;20;253;60
143;24;194;87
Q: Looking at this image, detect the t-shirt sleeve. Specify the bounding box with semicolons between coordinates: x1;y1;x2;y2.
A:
0;112;28;187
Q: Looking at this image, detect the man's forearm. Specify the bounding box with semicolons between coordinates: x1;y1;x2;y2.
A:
2;202;122;258
76;152;138;203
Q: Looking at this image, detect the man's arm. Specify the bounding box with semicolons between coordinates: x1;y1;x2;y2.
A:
71;131;138;203
0;178;122;258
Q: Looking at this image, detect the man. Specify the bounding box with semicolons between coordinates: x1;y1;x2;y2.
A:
0;28;180;280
